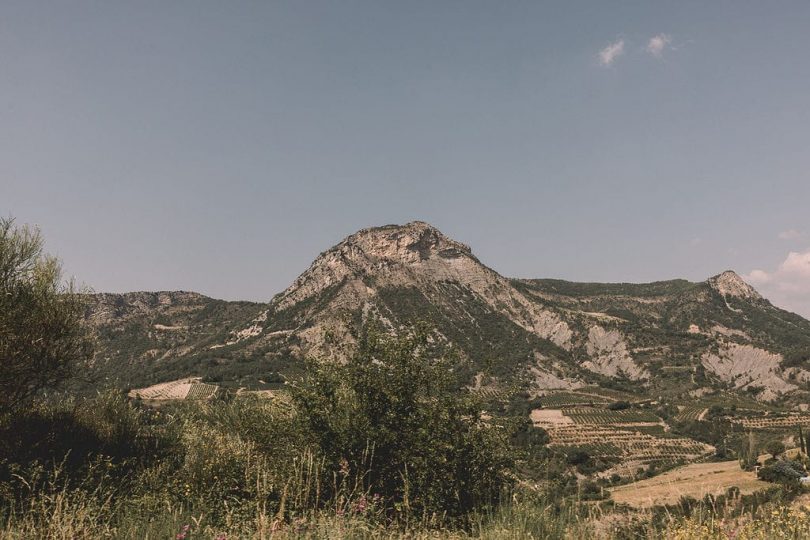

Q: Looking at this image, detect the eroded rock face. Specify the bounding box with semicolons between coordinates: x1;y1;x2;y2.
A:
701;344;795;401
707;271;762;300
85;291;210;325
583;326;648;380
82;221;810;401
272;221;574;349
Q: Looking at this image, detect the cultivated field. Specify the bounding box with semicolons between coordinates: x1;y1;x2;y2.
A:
610;459;770;508
732;415;810;430
129;377;218;401
673;404;708;422
538;387;640;408
563;407;660;425
532;408;714;475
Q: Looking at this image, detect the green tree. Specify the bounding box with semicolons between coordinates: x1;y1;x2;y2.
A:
739;431;758;470
0;218;93;415
766;440;786;460
290;323;514;520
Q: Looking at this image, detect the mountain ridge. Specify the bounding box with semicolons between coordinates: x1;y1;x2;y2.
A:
84;221;810;403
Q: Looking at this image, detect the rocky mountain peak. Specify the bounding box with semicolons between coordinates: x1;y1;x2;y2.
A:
273;221;480;310
340;221;474;263
707;270;762;300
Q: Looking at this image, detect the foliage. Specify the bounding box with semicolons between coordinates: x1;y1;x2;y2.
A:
0;218;93;415
289;323;516;520
757;459;805;485
607;400;631;411
765;440;786;459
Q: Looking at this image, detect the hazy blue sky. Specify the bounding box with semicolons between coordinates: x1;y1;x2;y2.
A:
2;2;810;316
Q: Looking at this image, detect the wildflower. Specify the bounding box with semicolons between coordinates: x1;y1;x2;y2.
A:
353;495;368;514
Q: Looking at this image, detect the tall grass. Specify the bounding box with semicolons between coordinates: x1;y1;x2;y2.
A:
1;392;807;539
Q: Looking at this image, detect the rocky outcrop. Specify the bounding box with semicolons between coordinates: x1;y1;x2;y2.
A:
701;344;795;401
583;326;648;380
83;221;810;402
271;221;574;349
85;291;210;325
707;271;762;300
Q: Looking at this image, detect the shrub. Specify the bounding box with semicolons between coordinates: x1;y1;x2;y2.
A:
758;460;805;485
290;323;515;520
766;440;787;459
607;401;631;411
0;218;93;416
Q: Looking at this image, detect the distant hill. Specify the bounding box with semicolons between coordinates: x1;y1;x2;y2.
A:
84;221;810;403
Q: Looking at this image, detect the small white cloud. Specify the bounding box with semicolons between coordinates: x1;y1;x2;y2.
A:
646;34;672;57
598;39;625;67
747;269;771;284
778;229;803;240
745;249;810;317
690;237;702;246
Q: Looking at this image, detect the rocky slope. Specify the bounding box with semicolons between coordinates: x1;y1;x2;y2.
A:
84;221;810;402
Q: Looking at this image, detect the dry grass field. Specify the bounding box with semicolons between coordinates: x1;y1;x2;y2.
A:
609;460;770;508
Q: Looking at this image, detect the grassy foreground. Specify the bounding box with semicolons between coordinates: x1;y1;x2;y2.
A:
0;327;807;539
0;390;808;539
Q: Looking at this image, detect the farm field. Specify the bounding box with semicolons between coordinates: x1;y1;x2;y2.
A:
539;391;610;407
731;415;810;430
673;404;708;422
532;408;714;475
610;459;770;508
129;377;218;401
538;387;642;408
563;407;660;424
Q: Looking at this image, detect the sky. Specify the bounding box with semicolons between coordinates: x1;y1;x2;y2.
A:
2;1;810;316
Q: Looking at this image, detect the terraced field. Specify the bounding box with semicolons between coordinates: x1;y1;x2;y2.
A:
473;388;507;399
129;377;218;401
538;387;645;408
731;415;810;430
539;392;610;407
186;382;218;400
532;407;714;476
563;408;660;425
673;404;708;423
551;425;712;475
610;459;769;508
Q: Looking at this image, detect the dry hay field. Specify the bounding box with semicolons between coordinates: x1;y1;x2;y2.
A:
610;459;770;508
129;377;218;401
532;408;714;475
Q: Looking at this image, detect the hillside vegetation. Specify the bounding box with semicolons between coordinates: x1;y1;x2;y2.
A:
6;219;810;538
83;222;810;409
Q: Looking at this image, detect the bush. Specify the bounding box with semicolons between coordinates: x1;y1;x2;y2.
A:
607;401;631;411
290;323;515;520
0;218;93;415
758;460;805;485
766;440;786;459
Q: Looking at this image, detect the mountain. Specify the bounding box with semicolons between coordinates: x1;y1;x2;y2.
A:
84;221;810;403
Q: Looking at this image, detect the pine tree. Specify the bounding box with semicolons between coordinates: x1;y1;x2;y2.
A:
800;426;806;454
